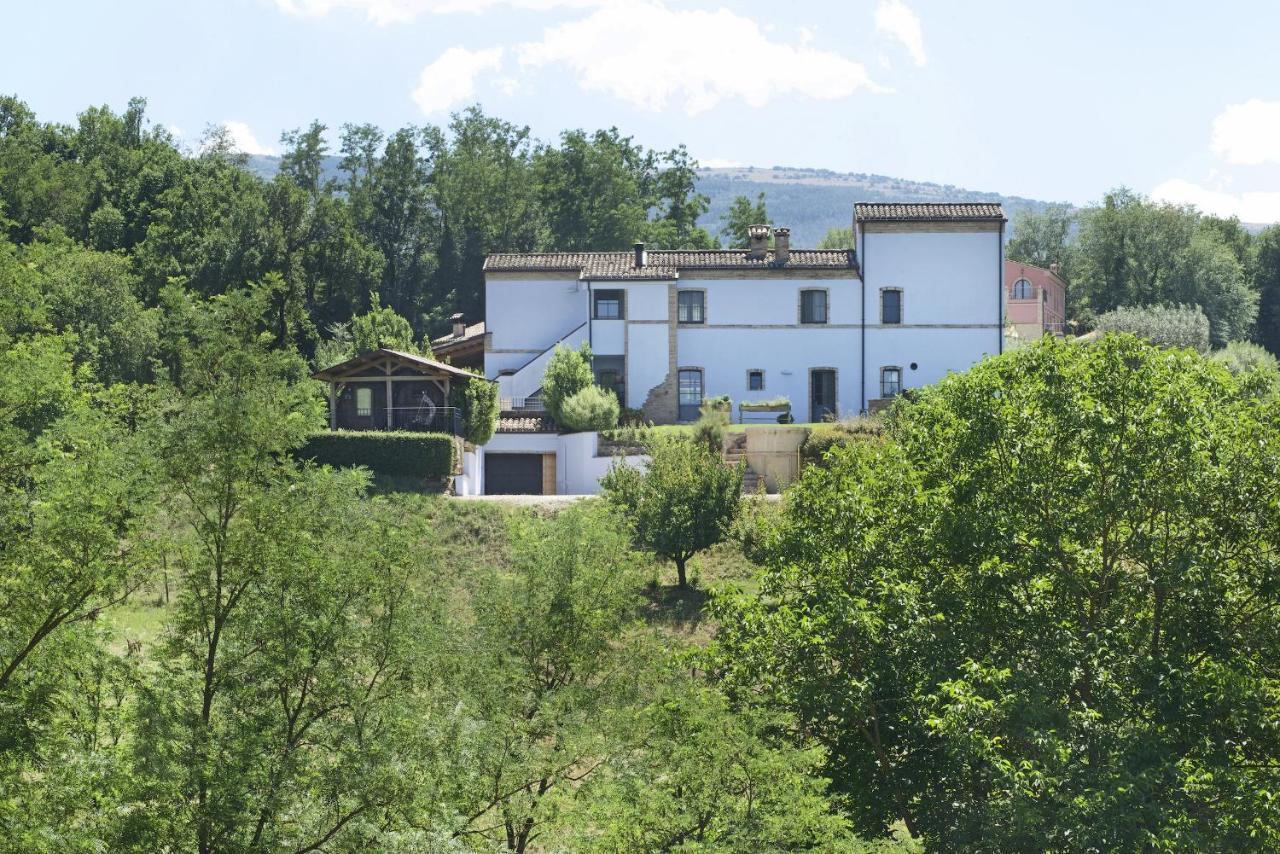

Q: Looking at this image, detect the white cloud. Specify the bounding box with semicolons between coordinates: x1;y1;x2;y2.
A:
412;46;505;115
1151;178;1280;223
273;0;602;25
1210;99;1280;165
515;2;883;115
875;0;926;67
223;120;277;155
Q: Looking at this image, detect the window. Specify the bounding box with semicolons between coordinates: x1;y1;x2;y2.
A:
880;367;902;399
678;368;703;422
747;369;765;391
800;289;828;324
678;290;705;324
594;289;624;320
881;288;902;325
355;386;373;417
1012;278;1033;300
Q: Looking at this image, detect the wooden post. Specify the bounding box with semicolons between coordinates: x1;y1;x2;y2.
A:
385;377;393;430
328;383;337;430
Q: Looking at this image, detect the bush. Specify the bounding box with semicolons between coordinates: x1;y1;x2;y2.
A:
1212;340;1280;376
541;343;594;427
800;417;885;467
1093;303;1210;353
298;430;454;479
450;373;499;445
559;385;620;432
693;398;731;453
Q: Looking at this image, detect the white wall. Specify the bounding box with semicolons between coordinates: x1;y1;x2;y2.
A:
471;431;647;495
592;319;625;355
685;276;859;326
857;228;1002;409
626;323;670;410
486;276;587;378
624;282;669;321
678;326;859;422
558;431;648;495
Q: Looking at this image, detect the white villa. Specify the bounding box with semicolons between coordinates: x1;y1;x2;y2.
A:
463;202;1007;494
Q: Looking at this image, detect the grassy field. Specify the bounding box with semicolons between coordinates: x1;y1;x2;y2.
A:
107;494;772;655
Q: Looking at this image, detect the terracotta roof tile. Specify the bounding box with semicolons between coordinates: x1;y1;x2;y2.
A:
484;248;856;276
855;202;1006;222
496;413;557;433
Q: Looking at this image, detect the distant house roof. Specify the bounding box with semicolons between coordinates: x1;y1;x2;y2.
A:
311;348;493;382
430;320;486;351
484;248;857;278
855;202;1006;222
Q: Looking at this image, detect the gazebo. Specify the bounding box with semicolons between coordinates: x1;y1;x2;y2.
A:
311;348;492;435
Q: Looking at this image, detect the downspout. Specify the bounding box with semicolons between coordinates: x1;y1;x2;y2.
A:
859;226;867;414
587;279;593;351
997;220;1005;354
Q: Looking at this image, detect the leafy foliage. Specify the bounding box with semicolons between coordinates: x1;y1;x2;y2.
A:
1094;302;1211;352
713;336;1280;848
540;342;594;427
1212;339;1280;378
559;383;620;432
602;437;742;587
450;371;500;445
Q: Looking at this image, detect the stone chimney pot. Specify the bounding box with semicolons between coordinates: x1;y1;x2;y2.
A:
747;224;770;260
773;226;791;263
450;312;466;338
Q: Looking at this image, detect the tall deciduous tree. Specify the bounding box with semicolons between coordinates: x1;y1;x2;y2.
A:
719;192;769;248
713;336;1280;848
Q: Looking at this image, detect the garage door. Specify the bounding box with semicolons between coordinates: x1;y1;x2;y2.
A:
485;454;544;495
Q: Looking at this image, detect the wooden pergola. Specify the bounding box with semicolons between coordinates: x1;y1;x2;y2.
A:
311;348;492;434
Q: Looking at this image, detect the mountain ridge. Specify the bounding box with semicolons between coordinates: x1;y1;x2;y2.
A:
244;155;1064;247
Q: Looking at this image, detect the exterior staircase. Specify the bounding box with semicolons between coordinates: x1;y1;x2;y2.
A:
723;433;762;493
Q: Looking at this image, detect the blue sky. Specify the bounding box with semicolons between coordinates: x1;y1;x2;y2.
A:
5;0;1280;219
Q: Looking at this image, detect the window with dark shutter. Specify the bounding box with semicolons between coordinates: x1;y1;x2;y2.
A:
800;289;827;324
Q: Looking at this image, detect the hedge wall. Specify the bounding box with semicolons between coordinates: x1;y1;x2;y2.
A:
298;430;455;479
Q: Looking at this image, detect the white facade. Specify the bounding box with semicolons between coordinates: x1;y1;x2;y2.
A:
473;206;1006;493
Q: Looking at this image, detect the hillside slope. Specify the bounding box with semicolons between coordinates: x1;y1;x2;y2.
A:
244;155;1063;248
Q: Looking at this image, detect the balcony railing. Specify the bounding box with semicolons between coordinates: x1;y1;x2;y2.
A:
500;397;545;412
388;406;463;434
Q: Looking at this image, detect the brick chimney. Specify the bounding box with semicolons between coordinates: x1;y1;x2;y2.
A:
1049;262;1060;275
450;312;466;338
634;241;646;268
747;224;770;260
773;226;790;263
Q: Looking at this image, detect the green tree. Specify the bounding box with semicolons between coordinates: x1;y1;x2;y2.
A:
713;336;1280;848
601;437;741;587
1211;339;1280;382
1005;204;1076;275
350;291;422;355
541;342;594;427
818;226;854;249
719;192;769;248
1093;302;1210;352
1253;225;1280;355
452;504;647;852
450;370;500;445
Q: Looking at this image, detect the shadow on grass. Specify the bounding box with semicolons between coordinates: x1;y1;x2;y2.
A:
640;582;713;636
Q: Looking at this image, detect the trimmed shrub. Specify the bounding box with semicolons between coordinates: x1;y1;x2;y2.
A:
1093;304;1210;353
1212;341;1280;376
559;385;620;432
801;419;884;467
542;343;594;427
298;430;454;479
450;373;500;445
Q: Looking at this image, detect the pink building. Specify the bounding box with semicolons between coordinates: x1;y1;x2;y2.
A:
1005;260;1066;339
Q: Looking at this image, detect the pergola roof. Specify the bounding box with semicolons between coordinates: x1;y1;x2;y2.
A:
311;348;494;382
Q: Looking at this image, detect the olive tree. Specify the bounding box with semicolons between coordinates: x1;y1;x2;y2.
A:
712;336;1280;849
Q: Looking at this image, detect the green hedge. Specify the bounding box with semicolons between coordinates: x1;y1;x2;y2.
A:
298;430;455;479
